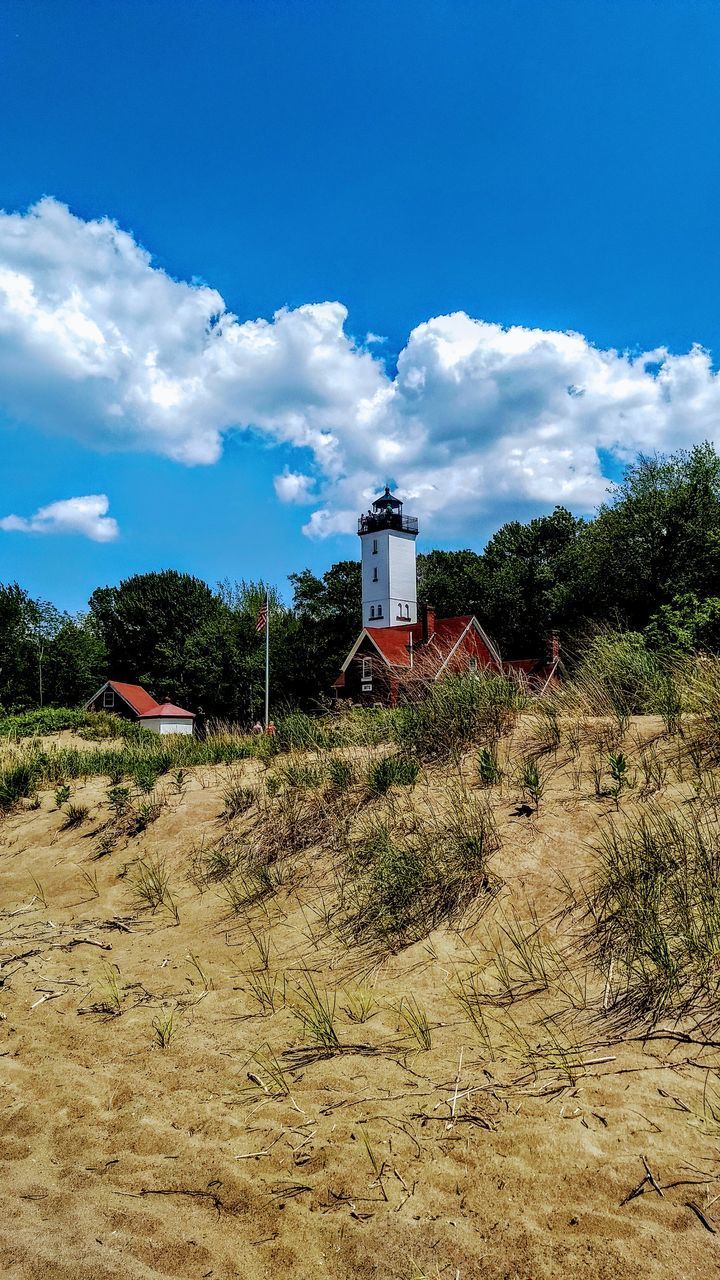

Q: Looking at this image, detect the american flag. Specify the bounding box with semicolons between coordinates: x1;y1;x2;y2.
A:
256;594;268;634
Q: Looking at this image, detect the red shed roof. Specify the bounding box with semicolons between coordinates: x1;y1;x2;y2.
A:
107;682;159;716
139;700;194;719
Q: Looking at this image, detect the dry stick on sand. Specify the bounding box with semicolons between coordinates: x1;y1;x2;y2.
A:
685;1201;717;1233
620;1155;664;1205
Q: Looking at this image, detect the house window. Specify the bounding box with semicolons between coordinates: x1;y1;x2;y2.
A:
469;658;478;672
361;657;372;681
372;567;378;582
372;538;378;554
103;689;115;708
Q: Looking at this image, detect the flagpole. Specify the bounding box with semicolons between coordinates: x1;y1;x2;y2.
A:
264;591;270;729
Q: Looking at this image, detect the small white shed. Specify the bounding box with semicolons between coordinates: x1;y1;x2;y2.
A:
139;701;195;736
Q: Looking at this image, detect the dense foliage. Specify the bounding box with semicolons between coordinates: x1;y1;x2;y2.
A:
3;443;720;719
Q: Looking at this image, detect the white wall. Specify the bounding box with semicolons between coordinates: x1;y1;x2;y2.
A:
142;718;194;736
360;527;417;628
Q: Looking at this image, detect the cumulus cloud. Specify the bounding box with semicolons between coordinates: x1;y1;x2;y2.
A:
273;469;316;504
3;197;720;537
0;494;119;542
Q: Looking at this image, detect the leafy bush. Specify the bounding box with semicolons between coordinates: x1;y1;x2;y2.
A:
0;707;89;739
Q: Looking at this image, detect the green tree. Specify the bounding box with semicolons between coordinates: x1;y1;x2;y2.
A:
645;592;720;655
478;507;585;656
416;549;485;619
89;570;225;704
288;560;362;697
44;617;107;706
581;444;720;629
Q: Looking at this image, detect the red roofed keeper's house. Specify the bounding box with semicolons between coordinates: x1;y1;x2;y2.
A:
85;681;195;735
333;488;559;706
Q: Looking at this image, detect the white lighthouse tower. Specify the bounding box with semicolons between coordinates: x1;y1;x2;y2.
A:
358;487;419;629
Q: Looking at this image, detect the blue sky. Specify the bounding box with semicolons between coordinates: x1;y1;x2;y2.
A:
1;0;720;611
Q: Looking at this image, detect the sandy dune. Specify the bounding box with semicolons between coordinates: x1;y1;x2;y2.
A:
1;722;719;1278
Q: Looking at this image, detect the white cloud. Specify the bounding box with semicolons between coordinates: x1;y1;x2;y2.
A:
2;198;720;537
0;494;119;542
273;468;316;504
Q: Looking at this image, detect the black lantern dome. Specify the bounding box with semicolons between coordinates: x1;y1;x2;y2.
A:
358;486;418;536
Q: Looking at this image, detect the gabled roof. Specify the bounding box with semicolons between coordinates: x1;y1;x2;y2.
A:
338;615;501;677
85;680;159;716
139;701;194;719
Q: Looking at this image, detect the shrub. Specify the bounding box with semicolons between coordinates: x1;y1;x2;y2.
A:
565;630;663;721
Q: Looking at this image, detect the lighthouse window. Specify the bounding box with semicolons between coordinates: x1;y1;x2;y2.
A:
377;605;383;617
372;567;378;582
372;538;378;554
370;606;375;619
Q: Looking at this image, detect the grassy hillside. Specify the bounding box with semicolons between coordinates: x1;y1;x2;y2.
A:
2;665;720;1278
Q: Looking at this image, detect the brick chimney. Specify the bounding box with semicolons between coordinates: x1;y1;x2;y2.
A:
421;603;437;643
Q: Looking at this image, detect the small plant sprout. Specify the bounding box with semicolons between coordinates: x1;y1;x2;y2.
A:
477;746;502;787
290;971;340;1050
221;777;256;819
186;952;213;991
170;768;190;797
360;1127;389;1200
78;865;100;899
107;784;130;818
398;994;432;1050
54;783;71;809
245;968;285;1015
29;873;47;909
520;758;545;810
98;961;123;1015
248;1045;292;1097
340;986;377;1024
607;750;631;807
152;1006;178;1049
60;801;89;830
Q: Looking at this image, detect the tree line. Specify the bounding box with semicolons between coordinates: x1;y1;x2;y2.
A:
3;444;720;719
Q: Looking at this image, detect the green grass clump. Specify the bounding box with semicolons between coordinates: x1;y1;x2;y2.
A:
342;792;500;949
393;673;525;761
366;753;419;794
591;806;720;1019
0;760;39;812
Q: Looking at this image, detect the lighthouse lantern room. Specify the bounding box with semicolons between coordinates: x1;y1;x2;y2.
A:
358;486;419;629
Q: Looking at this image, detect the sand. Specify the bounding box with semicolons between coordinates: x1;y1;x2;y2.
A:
1;720;719;1279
